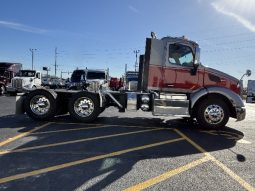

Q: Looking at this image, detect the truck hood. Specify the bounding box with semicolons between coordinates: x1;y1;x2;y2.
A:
204;67;239;84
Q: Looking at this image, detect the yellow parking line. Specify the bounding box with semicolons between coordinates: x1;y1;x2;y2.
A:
53;122;171;130
174;129;255;191
0;137;185;184
123;156;210;191
30;124;168;135
30;125;114;135
0;122;52;148
0;128;167;155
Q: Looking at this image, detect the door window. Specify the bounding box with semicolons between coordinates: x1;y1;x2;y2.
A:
168;44;194;67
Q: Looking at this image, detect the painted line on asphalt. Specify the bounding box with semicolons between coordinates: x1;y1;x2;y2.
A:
0;137;185;184
30;124;169;135
30;125;116;135
0;128;169;155
53;122;171;130
0;122;52;148
123;156;210;191
174;129;255;191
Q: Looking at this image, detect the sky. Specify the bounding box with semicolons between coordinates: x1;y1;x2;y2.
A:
0;0;255;85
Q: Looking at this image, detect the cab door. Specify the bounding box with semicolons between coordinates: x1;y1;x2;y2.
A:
164;43;200;93
35;72;41;85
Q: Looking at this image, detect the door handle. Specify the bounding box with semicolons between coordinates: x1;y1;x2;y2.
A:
167;84;174;87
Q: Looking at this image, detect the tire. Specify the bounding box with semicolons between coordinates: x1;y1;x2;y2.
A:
0;85;6;95
24;89;57;121
195;98;229;129
68;92;100;122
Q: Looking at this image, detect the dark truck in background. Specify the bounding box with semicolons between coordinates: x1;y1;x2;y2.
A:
0;62;22;95
16;34;250;129
68;69;108;91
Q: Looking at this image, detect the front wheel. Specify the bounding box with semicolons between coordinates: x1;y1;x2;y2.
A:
68;92;100;122
195;98;229;129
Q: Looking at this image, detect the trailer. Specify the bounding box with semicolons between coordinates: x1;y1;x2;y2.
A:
16;34;247;129
246;80;255;103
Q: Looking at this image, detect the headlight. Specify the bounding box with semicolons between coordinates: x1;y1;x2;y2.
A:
141;94;150;103
141;104;150;111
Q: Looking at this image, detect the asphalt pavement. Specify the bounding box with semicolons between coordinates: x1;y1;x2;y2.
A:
0;96;254;191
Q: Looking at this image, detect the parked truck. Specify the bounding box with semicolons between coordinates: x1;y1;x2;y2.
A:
246;80;255;103
68;68;109;90
16;34;249;129
0;62;22;95
7;70;42;96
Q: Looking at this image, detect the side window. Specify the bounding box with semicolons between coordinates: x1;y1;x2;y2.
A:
168;44;194;67
36;73;41;79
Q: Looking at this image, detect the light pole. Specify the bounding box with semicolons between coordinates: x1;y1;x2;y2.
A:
29;48;37;70
54;47;58;77
134;50;140;72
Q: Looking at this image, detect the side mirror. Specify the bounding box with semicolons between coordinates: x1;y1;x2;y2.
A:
238;69;252;85
246;69;252;77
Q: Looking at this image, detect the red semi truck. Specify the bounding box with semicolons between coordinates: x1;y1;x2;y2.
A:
0;62;22;95
16;34;249;129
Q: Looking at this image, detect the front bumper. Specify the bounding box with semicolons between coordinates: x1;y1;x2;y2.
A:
6;86;22;93
236;107;246;121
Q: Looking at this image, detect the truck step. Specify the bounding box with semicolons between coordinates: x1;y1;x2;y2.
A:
153;106;189;116
153;94;189;116
160;93;188;100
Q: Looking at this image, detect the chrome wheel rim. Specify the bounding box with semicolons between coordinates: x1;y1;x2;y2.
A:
204;104;224;124
30;95;50;115
74;97;94;117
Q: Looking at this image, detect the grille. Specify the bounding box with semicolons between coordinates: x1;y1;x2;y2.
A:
87;81;100;92
12;79;23;89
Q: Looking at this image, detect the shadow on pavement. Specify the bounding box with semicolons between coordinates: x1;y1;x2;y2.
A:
0;114;245;191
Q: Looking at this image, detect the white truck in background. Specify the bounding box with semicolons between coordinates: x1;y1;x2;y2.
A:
246;80;255;103
7;70;42;96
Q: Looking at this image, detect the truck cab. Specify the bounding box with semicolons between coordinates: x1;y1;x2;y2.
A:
139;36;241;94
7;70;42;95
136;34;245;128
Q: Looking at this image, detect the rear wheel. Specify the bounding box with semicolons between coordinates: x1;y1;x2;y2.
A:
68;92;100;122
195;98;229;129
24;89;57;120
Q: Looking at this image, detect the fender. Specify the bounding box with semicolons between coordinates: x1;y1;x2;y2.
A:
190;86;244;109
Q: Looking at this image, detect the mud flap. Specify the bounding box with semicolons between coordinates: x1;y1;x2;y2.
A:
15;93;26;114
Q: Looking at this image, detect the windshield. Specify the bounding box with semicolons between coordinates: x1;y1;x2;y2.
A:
18;70;36;77
86;72;105;80
71;70;85;82
127;77;138;82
